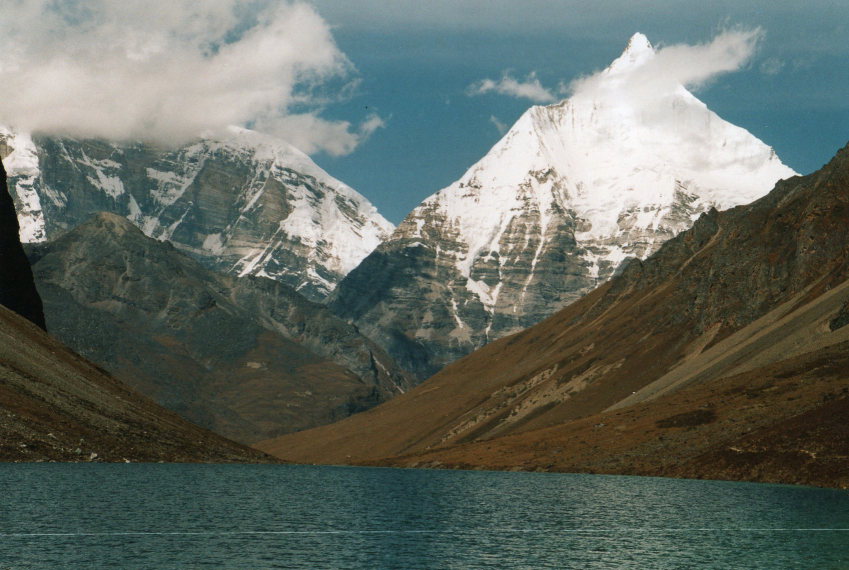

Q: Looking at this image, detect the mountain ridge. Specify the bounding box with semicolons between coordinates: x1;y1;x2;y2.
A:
329;33;796;380
1;126;392;301
256;142;849;488
27;211;412;443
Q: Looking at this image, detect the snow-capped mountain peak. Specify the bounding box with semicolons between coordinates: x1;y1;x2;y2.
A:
1;125;393;300
411;33;796;285
330;33;798;380
606;32;655;75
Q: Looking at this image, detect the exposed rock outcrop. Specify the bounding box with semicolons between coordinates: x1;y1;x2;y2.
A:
27;213;412;444
258;142;849;488
0;155;45;329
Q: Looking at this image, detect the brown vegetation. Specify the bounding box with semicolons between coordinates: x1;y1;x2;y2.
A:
257;143;849;488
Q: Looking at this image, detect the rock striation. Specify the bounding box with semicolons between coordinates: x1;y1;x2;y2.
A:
258;142;849;488
0;154;45;329
27;213;412;444
1;126;392;301
329;33;796;380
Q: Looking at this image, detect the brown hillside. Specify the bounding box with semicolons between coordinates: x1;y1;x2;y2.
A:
371;341;849;489
0;302;274;463
257;143;849;486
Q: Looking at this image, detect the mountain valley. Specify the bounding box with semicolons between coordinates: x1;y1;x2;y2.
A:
0;30;844;488
0;157;273;462
258;142;849;488
26;212;412;444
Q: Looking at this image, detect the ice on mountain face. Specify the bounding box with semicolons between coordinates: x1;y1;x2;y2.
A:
0;127;47;242
1;125;393;300
344;33;798;379
412;32;795;294
199;130;394;290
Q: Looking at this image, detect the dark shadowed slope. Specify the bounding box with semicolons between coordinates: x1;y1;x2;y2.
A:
0;158;44;329
27;213;412;444
0;304;274;462
257;143;849;486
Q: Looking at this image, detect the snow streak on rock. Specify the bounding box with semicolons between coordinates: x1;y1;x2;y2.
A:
0;126;393;300
330;33;797;380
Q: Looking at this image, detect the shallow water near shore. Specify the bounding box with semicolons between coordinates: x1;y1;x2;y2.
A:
1;463;847;568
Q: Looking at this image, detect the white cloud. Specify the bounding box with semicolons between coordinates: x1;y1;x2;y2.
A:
359;114;387;139
0;0;373;154
257;112;386;157
467;30;761;113
489;115;508;134
570;28;764;102
468;72;556;103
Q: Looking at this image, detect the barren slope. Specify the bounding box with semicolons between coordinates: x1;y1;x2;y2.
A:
371;341;849;489
0;280;274;463
257;143;849;486
28;213;411;444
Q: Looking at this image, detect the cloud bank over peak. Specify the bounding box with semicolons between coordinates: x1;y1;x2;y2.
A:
467;28;763;119
571;28;764;103
0;0;374;155
467;72;557;103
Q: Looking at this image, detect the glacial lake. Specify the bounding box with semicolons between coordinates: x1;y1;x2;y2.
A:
1;464;848;568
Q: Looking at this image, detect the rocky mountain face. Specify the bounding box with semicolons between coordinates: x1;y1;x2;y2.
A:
258;142;849;488
0;162;269;462
329;33;796;380
27;213;412;444
1;126;392;301
0;157;45;329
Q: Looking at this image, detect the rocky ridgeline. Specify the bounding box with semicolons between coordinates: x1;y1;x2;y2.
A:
0;155;45;329
1;127;392;301
329;34;796;380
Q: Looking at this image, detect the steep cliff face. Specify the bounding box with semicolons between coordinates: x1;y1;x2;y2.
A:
1;126;392;301
258;142;849;486
0;155;45;329
329;33;796;380
28;213;412;444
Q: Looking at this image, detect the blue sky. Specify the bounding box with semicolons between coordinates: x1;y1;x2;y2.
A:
308;1;849;223
0;1;846;225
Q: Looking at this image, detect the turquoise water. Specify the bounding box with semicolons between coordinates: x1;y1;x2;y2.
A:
0;464;847;568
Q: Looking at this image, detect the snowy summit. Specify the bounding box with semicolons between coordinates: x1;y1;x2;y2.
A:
408;31;796;284
0;126;394;300
329;32;798;379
